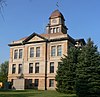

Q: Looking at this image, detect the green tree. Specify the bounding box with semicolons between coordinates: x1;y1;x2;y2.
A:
56;47;79;93
76;38;100;97
0;61;9;83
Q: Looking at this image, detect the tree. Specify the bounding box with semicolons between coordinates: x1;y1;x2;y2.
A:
55;47;79;93
0;61;8;83
76;38;100;97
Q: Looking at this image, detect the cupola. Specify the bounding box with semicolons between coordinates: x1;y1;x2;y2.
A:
46;10;68;34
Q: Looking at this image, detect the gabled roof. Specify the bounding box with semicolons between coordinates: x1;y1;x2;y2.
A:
23;32;47;43
9;32;85;47
8;32;48;46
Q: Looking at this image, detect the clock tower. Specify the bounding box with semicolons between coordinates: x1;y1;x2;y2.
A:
46;10;68;34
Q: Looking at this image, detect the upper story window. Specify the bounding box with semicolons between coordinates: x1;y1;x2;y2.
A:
51;46;56;56
29;63;33;73
35;63;39;73
50;27;60;33
30;47;34;57
14;50;18;59
50;28;53;33
57;45;62;56
14;49;23;59
12;64;16;74
50;62;54;73
57;27;60;32
53;28;56;33
18;64;22;74
36;47;40;57
19;49;23;59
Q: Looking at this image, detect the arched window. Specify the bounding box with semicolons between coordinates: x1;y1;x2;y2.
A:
57;27;60;32
12;64;16;74
50;28;53;33
53;28;56;33
14;50;18;59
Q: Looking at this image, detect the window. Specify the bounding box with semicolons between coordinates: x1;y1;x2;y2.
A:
50;28;53;33
34;79;39;87
18;64;22;74
51;46;56;56
36;47;40;57
50;62;54;73
12;64;16;74
35;63;39;73
49;79;54;87
19;49;23;59
29;79;32;83
11;79;14;84
29;63;33;73
58;62;62;68
57;45;62;56
14;50;18;59
53;28;56;33
57;27;60;32
30;47;34;57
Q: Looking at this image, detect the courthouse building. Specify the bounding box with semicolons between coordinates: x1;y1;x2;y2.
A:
8;10;85;90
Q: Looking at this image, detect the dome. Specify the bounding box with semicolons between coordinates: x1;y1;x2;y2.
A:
49;10;65;20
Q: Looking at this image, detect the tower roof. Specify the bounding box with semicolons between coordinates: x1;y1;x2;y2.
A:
49;10;65;20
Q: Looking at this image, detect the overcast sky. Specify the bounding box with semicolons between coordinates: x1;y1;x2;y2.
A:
0;0;100;63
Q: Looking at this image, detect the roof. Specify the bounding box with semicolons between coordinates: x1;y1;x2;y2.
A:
41;32;65;38
75;39;86;45
49;10;65;20
23;32;47;43
8;32;76;46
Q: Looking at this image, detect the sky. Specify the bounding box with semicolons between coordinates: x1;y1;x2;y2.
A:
0;0;100;64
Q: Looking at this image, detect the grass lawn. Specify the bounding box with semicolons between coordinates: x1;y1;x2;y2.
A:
0;89;77;97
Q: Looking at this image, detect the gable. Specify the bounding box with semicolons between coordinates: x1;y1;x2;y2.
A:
23;32;47;43
28;35;44;42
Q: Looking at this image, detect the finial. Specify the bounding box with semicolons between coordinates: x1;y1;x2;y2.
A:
56;2;59;8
